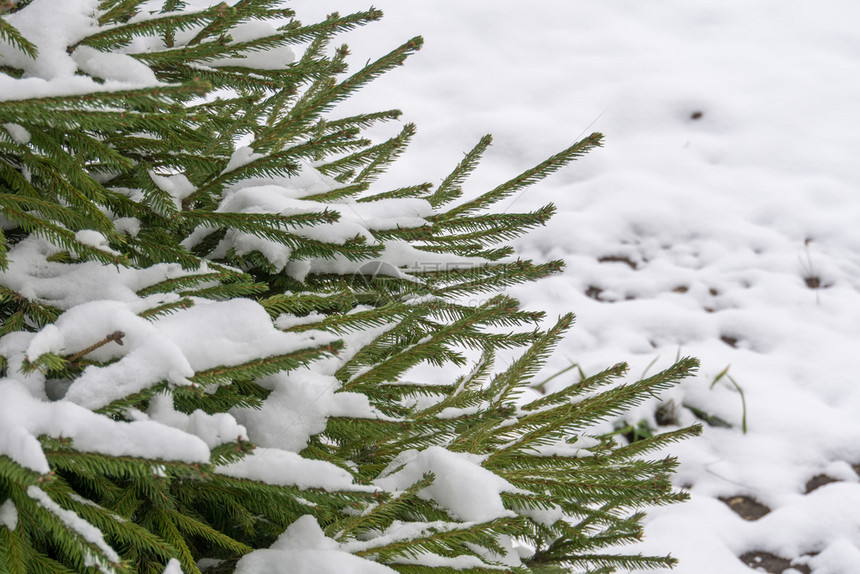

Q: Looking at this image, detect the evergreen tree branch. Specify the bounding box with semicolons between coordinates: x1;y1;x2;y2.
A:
434;133;603;220
0;17;37;58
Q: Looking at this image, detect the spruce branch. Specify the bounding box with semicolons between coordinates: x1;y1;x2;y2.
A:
189;340;344;388
427;134;493;208
268;36;423;143
97;0;147;26
73;4;226;52
275;8;384;46
357;182;433;203
0;16;37;57
434;132;603;220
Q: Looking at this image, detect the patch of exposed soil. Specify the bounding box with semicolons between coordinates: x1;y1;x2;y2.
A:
805;474;838;494
720;495;771;521
739;551;811;574
585;285;604;301
597;255;638;270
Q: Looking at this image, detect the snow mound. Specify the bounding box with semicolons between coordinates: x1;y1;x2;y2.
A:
375;446;516;522
235;515;398;574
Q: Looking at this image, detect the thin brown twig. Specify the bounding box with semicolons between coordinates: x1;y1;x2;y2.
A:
67;331;125;363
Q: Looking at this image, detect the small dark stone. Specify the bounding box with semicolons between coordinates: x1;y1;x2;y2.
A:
739;550;810;574
709;288;719;296
720;495;771;521
720;335;739;348
804;275;821;289
690;110;704;120
672;285;689;294
805;474;839;493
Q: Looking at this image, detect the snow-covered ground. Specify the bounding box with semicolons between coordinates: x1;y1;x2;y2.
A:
294;2;860;572
3;1;859;571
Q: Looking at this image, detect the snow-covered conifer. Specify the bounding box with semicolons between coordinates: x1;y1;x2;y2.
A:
0;1;699;572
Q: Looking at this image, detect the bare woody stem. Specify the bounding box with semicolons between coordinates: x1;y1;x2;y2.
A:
67;331;125;363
